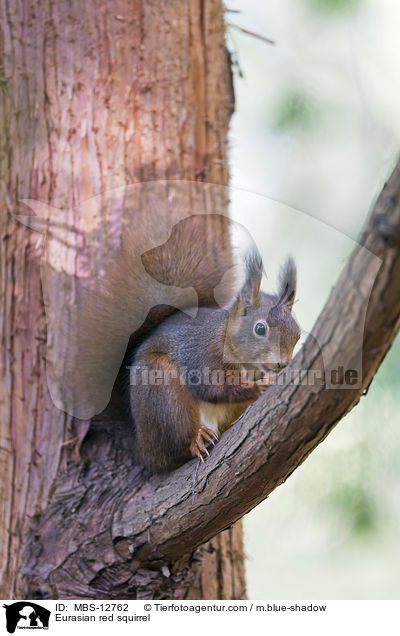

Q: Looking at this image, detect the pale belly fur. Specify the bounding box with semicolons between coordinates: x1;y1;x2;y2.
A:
197;399;252;435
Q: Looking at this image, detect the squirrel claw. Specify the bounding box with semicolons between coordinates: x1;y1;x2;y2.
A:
205;429;219;442
190;442;207;462
190;425;219;462
200;428;218;445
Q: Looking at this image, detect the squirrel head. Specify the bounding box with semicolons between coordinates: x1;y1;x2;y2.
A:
224;251;301;370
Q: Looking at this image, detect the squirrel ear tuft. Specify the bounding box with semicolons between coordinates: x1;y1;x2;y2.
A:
236;248;264;313
277;256;297;311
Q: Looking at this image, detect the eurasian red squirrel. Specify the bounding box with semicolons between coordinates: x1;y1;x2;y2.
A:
127;248;300;472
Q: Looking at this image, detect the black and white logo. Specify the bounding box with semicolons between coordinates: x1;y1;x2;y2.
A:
3;602;50;634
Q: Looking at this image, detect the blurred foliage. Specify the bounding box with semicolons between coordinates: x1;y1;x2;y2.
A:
328;482;377;536
274;92;318;131
305;0;362;13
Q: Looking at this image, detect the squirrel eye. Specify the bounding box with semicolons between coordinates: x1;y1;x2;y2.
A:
254;321;268;337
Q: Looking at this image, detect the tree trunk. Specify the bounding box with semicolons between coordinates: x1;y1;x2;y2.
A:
0;0;246;599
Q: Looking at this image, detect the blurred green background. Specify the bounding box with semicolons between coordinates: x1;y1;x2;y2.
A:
226;0;400;599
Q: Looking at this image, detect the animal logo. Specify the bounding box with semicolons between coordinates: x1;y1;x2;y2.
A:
2;602;50;633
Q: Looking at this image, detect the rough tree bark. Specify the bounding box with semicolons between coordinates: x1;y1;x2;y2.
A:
0;0;245;599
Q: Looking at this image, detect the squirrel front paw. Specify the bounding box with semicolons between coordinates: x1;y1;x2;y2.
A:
190;425;219;463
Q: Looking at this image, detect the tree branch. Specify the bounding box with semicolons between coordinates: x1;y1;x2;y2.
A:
24;159;400;599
